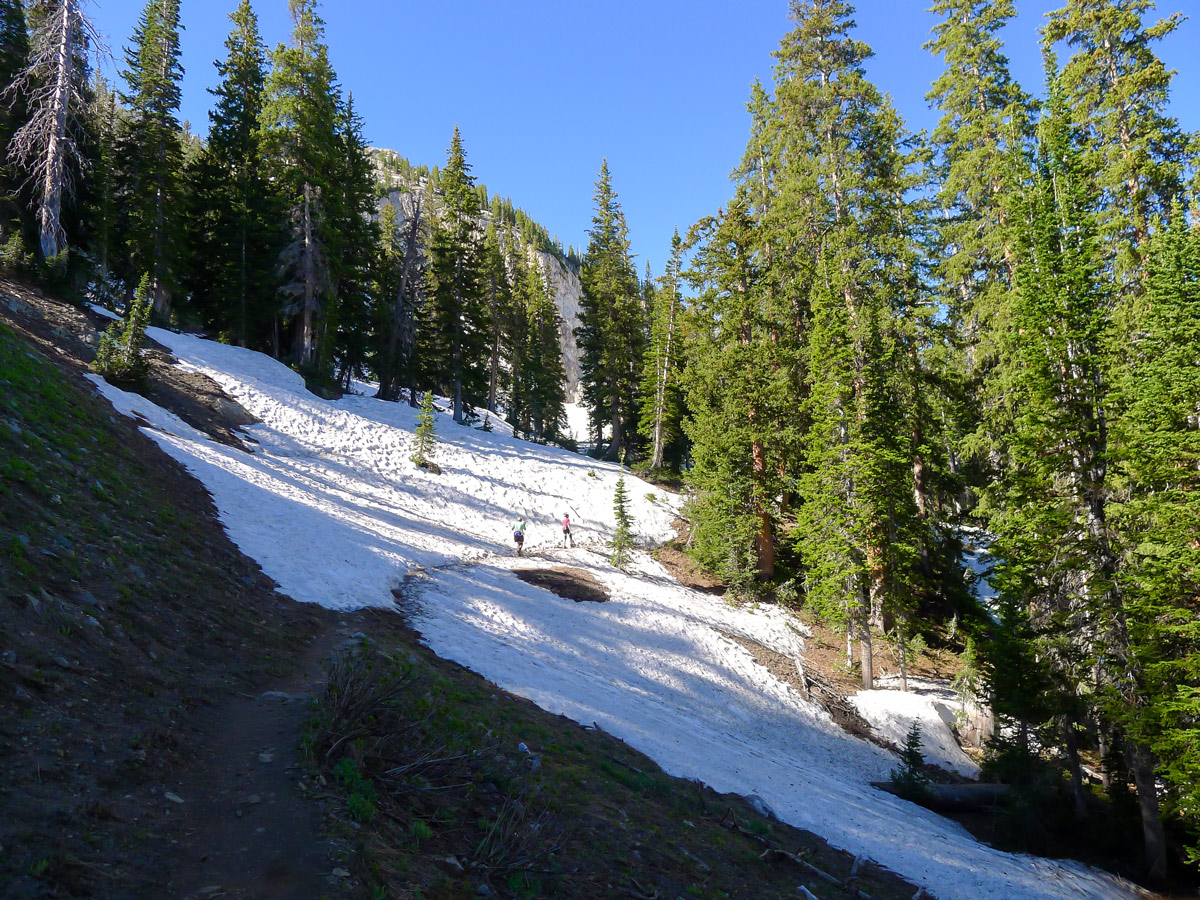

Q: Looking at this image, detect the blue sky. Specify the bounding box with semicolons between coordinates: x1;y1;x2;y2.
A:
88;0;1200;275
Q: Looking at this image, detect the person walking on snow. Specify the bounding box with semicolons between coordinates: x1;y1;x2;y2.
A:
513;516;526;556
561;512;573;548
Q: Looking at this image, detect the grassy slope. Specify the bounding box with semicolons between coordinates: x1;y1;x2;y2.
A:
0;317;329;897
307;613;925;900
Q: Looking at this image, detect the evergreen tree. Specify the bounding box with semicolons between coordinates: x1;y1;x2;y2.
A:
1043;0;1194;282
410;389;438;472
117;0;184;314
1109;210;1200;866
423;126;488;423
639;229;686;472
576;160;644;460
0;0;29;245
185;0;280;349
480;219;514;413
517;251;567;442
372;194;426;404
94;272;152;382
925;0;1033;492
889;723;931;800
84;74;122;301
610;475;634;570
260;0;340;368
982;64;1169;877
327;93;379;390
925;0;1030;331
772;0;926;686
682;199;791;588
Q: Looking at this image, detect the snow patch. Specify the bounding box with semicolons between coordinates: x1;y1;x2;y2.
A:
851;677;981;777
83;327;1143;900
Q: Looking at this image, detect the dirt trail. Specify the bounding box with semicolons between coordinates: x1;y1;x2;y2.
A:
158;625;350;900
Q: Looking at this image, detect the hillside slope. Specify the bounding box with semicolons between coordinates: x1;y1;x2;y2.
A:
82;318;1147;900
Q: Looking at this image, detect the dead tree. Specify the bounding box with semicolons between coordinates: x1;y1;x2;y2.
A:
5;0;99;261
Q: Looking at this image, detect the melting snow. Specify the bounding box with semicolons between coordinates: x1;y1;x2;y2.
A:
84;324;1142;900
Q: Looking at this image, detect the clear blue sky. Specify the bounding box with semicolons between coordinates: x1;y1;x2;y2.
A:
88;0;1200;275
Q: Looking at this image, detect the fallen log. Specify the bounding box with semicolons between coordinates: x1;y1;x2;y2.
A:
871;781;1010;811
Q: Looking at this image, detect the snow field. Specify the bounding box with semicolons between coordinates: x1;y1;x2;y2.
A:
86;325;1141;900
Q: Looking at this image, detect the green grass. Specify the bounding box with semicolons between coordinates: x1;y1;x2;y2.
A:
303;637;924;900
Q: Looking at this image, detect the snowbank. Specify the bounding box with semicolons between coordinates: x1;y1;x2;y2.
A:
84;327;1142;900
851;676;981;777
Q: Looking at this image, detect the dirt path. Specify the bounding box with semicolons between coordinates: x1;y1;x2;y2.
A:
154;623;352;900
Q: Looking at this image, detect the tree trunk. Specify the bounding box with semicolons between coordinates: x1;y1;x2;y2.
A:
1126;740;1168;882
39;0;73;261
859;614;873;690
1062;718;1088;822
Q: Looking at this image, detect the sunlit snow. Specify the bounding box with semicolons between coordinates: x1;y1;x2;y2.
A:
86;324;1142;900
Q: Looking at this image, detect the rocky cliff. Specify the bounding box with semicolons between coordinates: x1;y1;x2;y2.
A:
371;149;584;400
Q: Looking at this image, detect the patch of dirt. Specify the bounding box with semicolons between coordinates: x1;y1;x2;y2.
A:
0;285;349;898
515;566;611;603
653;518;726;596
302;619;932;900
716;628;878;745
0;276;258;450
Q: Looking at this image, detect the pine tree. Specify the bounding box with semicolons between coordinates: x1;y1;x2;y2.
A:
118;0;184;314
372;193;426;404
576;160;644;460
185;0;280;349
925;0;1030;328
259;0;340;368
423;126;488;423
982;62;1170;877
0;0;29;244
480;219;514;413
925;0;1033;493
84;75;122;301
771;0;926;687
1109;210;1200;866
518;251;567;442
1043;0;1193;283
639;229;685;472
610;475;634;570
682;199;790;589
94;272;152;382
327;93;380;390
889;723;931;800
410;390;438;472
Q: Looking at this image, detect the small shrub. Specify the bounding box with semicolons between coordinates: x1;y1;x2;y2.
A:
0;231;30;273
411;391;439;472
409;818;433;844
334;756;379;823
93;273;152;385
889;723;930;801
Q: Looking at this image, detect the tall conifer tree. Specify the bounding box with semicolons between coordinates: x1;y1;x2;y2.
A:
0;0;29;244
1043;0;1193;282
260;0;340;367
423;126;487;423
118;0;184;314
639;229;685;472
186;0;280;348
1110;211;1200;866
576;160;644;460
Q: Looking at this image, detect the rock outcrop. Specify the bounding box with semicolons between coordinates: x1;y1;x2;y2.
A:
371;150;584;400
